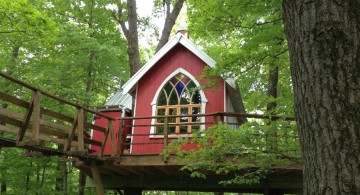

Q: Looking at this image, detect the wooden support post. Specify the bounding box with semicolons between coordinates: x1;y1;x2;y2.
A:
90;166;104;195
213;114;218;125
117;118;124;157
16;91;36;142
220;113;224;124
64;108;79;152
31;91;41;144
264;188;284;195
108;119;115;157
163;116;169;162
124;188;142;195
77;108;84;153
163;116;168;147
99;120;110;157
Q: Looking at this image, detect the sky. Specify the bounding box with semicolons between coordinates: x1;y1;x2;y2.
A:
136;0;187;48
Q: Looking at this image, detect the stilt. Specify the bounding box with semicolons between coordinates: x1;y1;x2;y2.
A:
264;188;284;195
90;166;104;195
124;188;142;195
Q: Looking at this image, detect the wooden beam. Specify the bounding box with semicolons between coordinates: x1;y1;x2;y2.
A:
163;116;169;161
0;91;29;108
107;120;115;156
31;91;41;144
77;108;85;153
64;109;79;152
99;122;109;157
90;166;104;195
124;188;142;195
117;119;124;157
16;92;35;142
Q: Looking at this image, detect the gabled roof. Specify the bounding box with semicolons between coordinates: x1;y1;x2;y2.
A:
122;33;235;94
104;90;132;110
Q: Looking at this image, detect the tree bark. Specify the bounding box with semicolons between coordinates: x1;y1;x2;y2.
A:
126;0;141;76
155;0;185;53
282;1;360;194
226;83;247;124
267;66;279;113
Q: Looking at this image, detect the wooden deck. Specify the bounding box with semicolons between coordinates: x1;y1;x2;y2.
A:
75;154;302;194
0;72;302;194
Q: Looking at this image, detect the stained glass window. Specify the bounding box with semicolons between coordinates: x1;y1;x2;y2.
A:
155;73;202;135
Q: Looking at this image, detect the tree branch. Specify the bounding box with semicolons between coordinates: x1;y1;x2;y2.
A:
0;30;26;34
115;3;129;41
155;0;185;53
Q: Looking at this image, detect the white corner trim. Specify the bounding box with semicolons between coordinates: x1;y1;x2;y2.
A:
129;85;138;154
149;68;208;137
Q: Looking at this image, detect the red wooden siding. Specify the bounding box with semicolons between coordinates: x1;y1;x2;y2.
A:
90;110;131;155
131;44;225;154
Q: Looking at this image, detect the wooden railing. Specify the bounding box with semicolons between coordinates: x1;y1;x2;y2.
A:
115;112;297;156
0;71;298;159
0;72;116;157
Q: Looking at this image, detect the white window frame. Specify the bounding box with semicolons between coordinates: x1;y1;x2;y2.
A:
150;68;207;138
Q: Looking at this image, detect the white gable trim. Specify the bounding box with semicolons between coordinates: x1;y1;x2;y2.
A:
149;68;207;137
122;33;218;94
150;68;208;105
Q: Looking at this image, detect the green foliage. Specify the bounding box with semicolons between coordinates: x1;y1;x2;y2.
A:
0;0;129;194
187;0;293;115
162;122;301;185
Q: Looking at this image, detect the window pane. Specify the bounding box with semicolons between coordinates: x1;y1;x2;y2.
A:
176;73;186;80
168;108;177;123
158;108;166;115
192;126;200;133
157;91;167;106
192;107;200;122
180;89;190;105
157;108;165;123
192;90;202;104
171;77;179;85
169;90;179;105
156;127;164;134
169;126;176;134
181;76;190;85
180;107;188;122
180;126;188;133
187;81;196;90
164;83;173;96
176;81;185;96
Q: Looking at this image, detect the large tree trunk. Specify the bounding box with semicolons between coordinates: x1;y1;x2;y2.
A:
126;0;141;76
117;0;185;76
155;0;185;53
282;1;360;194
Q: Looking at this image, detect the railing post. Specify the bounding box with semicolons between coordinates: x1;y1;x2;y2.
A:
117;118;124;157
163;116;168;147
213;113;218;125
77;108;84;153
220;113;224;124
99;120;110;157
31;90;41;145
108;119;115;157
163;116;169;162
64;107;80;152
17;90;41;143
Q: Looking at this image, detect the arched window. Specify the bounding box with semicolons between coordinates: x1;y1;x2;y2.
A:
155;73;202;134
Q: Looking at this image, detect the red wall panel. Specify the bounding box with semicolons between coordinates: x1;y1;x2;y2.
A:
131;45;225;154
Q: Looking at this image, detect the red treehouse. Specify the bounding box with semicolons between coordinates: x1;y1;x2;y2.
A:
91;31;237;155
